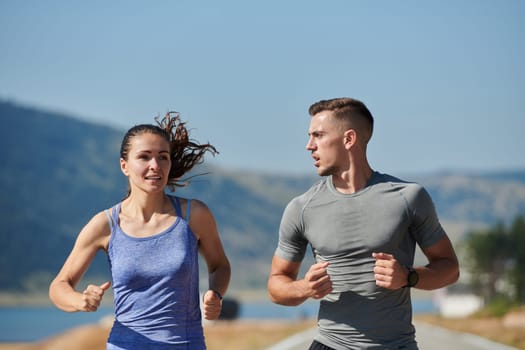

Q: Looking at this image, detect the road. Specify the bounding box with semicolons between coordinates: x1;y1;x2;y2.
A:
265;321;519;350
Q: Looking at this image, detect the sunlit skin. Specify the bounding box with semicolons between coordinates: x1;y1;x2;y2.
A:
122;133;230;319
268;109;459;307
49;132;230;320
306;112;373;194
306;112;349;178
120;133;172;197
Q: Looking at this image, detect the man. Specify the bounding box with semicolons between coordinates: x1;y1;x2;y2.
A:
268;97;459;350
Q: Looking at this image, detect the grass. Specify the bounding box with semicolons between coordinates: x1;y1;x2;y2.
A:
415;312;525;350
1;291;523;350
2;316;524;350
0;319;317;350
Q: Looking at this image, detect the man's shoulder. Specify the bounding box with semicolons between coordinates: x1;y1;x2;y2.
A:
372;172;432;207
372;172;424;191
290;177;328;203
282;178;328;215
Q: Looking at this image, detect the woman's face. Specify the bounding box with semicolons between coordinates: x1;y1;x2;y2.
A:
120;132;171;194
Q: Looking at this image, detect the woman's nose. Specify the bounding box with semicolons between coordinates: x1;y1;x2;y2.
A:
149;157;160;169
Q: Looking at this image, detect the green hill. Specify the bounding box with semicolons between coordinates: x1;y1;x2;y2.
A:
1;100;524;294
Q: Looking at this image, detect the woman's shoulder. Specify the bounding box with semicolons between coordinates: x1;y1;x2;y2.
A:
167;195;213;225
87;210;113;235
74;210;113;250
169;195;208;210
188;198;211;217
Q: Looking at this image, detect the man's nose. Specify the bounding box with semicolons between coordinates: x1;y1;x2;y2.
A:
306;138;315;150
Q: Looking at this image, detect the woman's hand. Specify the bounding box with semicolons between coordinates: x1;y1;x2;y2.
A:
79;281;111;312
202;290;222;320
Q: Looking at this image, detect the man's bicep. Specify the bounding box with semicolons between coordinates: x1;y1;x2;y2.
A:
419;235;460;289
421;235;458;263
270;255;302;281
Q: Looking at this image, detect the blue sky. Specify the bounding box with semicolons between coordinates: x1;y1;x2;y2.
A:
1;0;523;175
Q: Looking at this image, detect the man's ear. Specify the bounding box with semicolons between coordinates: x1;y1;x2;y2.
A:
120;158;129;176
344;129;357;149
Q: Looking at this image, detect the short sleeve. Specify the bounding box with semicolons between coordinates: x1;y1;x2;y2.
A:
405;185;446;248
274;197;309;262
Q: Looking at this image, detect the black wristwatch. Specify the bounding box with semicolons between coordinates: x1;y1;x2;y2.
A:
405;266;419;288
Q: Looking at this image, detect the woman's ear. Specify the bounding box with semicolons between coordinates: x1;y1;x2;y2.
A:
120;158;129;176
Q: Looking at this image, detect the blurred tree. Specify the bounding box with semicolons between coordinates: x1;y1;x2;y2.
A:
464;215;525;304
509;216;525;303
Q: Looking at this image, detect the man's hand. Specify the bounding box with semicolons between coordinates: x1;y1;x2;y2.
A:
202;290;223;320
80;281;111;312
373;252;408;290
302;261;333;299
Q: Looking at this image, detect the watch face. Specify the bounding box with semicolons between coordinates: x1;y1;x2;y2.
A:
408;270;419;287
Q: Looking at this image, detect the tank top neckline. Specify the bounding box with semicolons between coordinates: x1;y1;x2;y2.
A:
112;195;183;241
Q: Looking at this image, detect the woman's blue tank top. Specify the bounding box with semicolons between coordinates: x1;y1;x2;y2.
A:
105;196;205;349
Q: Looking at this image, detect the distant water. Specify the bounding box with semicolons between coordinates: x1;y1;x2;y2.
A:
0;306;114;342
0;299;436;342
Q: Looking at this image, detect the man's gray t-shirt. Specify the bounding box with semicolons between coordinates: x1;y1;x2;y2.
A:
275;172;446;350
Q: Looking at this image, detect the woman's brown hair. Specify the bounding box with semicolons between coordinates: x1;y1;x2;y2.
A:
120;111;218;197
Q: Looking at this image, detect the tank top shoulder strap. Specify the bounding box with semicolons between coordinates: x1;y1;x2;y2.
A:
105;202;123;233
169;195;182;218
186;198;191;221
104;204;122;255
168;195;191;220
104;209;113;233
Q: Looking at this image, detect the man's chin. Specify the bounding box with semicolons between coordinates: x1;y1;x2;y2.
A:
316;167;330;177
317;163;340;177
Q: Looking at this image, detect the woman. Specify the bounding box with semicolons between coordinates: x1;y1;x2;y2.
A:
49;111;231;349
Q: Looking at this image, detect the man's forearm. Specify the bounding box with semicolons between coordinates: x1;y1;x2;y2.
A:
415;258;459;290
268;275;310;306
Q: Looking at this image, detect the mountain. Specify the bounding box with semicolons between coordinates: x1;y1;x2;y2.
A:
1;100;524;293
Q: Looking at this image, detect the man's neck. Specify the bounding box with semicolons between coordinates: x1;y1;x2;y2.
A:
332;164;374;194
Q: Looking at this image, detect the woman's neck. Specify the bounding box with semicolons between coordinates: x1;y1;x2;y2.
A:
123;191;170;221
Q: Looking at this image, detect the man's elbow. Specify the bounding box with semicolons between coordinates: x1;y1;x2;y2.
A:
268;293;304;307
442;259;460;287
267;290;280;305
267;280;281;305
451;263;460;284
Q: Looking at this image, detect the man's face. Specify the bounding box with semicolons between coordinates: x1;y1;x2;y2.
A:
306;111;347;176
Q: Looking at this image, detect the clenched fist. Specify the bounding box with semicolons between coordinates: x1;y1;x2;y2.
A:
202;290;223;320
80;281;111;312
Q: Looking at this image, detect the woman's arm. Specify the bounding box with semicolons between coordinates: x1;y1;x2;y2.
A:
49;211;111;312
190;199;231;296
189;199;231;319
